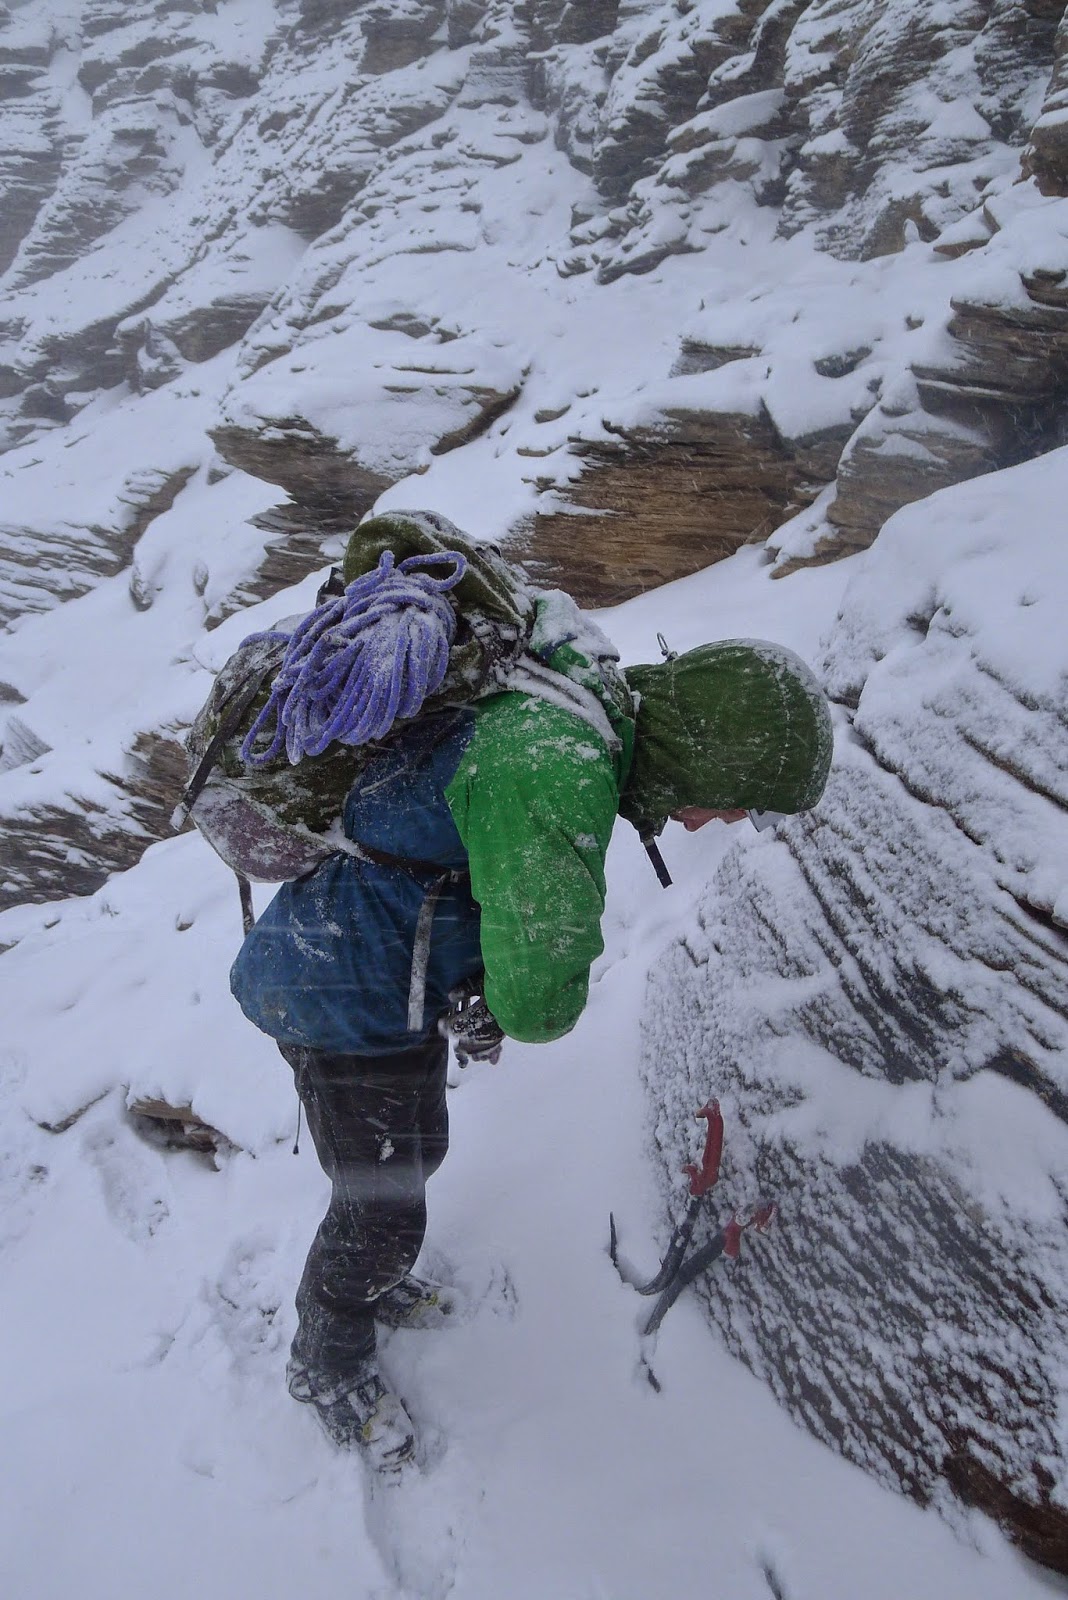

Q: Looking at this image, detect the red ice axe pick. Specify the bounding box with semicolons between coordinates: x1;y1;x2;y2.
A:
684;1100;724;1196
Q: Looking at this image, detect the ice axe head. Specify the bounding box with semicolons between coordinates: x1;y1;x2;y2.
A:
682;1100;724;1197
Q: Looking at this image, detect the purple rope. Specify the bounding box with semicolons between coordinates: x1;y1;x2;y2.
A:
240;550;467;767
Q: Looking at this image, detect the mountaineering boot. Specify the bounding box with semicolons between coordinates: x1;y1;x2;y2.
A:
372;1273;463;1330
287;1357;416;1472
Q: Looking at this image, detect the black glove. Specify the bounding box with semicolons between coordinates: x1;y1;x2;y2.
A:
439;981;504;1066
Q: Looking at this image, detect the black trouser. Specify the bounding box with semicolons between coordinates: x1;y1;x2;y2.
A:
278;1034;449;1387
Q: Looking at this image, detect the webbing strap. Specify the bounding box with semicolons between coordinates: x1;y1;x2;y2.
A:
407;872;450;1032
350;837;468;884
171;654;280;831
237;873;256;935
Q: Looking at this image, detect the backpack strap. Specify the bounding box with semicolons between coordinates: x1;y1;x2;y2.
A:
237;872;256;935
346;838;469;882
171;646;284;832
408;873;451;1031
344;840;468;1033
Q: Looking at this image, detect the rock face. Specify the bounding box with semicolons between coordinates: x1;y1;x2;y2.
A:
2;0;1065;594
212;330;524;516
0;9;65;280
0;462;196;626
1025;8;1068;194
528;0;1068;576
522;391;823;603
774;192;1068;570
0;722;191;914
643;452;1068;1565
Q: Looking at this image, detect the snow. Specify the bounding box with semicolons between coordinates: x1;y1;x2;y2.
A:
221;325;527;479
0;541;1059;1598
1;0;1067;1591
823;446;1068;922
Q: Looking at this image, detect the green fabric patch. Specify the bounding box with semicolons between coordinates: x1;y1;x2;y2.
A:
446;691;625;1043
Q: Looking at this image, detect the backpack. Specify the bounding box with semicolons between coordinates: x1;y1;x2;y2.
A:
172;512;631;932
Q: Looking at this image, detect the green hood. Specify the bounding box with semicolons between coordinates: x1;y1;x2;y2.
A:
619;640;832;835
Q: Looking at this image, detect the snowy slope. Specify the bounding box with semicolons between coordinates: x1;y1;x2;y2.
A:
1;0;1067;1589
0;548;1059;1600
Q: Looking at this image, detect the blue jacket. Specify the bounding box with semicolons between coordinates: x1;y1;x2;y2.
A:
229;711;484;1054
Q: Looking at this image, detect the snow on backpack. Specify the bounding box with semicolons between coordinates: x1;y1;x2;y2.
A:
172;511;628;933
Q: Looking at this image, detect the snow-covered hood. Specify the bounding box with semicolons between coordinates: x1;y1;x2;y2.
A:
619;640;833;834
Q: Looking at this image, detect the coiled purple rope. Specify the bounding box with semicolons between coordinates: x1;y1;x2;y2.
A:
240;549;467;767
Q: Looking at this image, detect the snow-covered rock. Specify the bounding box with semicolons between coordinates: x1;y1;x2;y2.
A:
643;450;1068;1561
2;0;1065;588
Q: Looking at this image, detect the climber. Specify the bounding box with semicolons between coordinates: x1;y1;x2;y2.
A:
207;509;833;1472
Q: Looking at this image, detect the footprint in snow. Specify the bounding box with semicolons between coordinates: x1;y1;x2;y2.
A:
136;1231;289;1382
81;1109;170;1242
0;1149;51;1253
412;1246;520;1323
201;1231;289;1370
362;1429;480;1600
0;1051;54;1251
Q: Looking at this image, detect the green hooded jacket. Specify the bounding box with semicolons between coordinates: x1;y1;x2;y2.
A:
445;635;832;1043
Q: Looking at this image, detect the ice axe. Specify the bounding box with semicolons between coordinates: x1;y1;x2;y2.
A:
610;1101;776;1336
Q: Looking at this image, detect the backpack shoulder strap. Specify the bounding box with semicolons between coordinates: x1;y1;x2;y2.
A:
496;590;633;754
501;652;623;753
171;637;287;830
